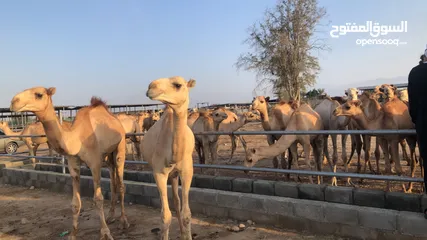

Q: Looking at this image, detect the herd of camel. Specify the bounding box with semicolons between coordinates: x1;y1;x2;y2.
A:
1;77;419;240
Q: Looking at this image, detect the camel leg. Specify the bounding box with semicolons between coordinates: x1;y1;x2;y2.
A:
378;138;392;192
267;135;280;169
170;173;184;234
348;135;356;164
154;173;172;240
228;134;237;164
400;139;410;166
195;142;203;164
355;134;363;173
25;140;36;162
68;156;81;240
114;139;129;229
209;141;219;176
86;160;113;240
374;137;382;174
180;161;193;240
360;135;372;184
288;143;299;182
106;154;117;224
341;134;348;168
302;141;314;184
312;136;324;184
46;142;53;157
405;137;417;193
134;140;142;161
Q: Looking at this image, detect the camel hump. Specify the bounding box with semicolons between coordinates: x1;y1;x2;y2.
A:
90;97;108;109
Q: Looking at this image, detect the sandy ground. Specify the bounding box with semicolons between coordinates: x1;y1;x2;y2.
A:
2;121;423;193
0;184;342;240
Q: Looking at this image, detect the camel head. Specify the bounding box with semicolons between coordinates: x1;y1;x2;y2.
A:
238;136;260;168
378;84;397;100
333;100;363;117
146;76;196;108
242;111;261;122
211;108;229;122
151;112;161;123
344;88;360;100
10;87;56;113
398;89;408;102
251;96;269;112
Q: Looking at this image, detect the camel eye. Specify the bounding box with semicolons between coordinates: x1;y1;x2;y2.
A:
260;101;264;103
173;83;182;89
345;105;351;110
35;93;43;99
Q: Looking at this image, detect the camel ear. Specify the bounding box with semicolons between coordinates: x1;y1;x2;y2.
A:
46;87;56;96
187;79;196;89
344;90;348;96
265;96;270;102
251;148;256;154
353;100;362;107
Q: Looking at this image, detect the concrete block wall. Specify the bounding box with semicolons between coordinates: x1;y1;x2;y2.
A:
34;163;425;214
2;167;427;239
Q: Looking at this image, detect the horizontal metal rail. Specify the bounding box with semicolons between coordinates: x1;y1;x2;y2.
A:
0;154;62;160
358;83;408;91
0;129;417;139
33;160;423;183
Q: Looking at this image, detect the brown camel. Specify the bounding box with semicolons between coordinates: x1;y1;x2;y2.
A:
219;111;260;163
187;111;200;128
240;103;324;184
333;94;416;192
142;76;196;240
314;96;350;186
0;120;72;161
191;108;228;167
398;89;408;102
10;87;129;240
251;96;299;169
141;111;160;131
116;113;142;160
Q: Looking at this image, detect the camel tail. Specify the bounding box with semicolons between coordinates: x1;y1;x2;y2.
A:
90;96;108;109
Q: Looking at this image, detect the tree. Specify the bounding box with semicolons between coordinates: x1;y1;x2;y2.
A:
303;88;325;98
235;0;329;101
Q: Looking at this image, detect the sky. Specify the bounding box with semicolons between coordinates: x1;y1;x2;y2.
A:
0;0;426;108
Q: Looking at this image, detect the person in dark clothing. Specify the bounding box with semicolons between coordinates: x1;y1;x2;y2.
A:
408;49;427;203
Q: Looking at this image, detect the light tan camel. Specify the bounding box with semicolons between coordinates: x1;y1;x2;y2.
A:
398;89;408;102
251;96;299;169
240;103;324;184
191;108;228;168
116;113;142;160
333;95;416;192
219;111;260;163
187;111;200;128
314;96;350;186
10;87;129;240
0;120;72;160
142;76;196;240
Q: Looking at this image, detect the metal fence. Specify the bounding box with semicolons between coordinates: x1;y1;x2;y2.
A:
0;129;421;184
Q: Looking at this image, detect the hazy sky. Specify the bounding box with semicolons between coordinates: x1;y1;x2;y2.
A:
1;0;426;107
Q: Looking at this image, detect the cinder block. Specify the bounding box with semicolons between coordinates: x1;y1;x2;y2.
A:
191;174;200;187
338;225;378;240
134;195;151;206
358;207;397;231
307;220;340;236
293;200;325;222
325;186;353;204
385;192;421;212
239;195;267;213
142;184;159;197
213;176;234;191
275;215;307;232
150;198;161;208
124;194;134;203
253;180;275;196
101;168;110;178
264;196;294;216
274;182;299;198
127;183;144;195
298;183;326;201
189;188;218;205
195;175;214;189
353;188;385;208
228;209;252;221
29;171;38;181
232;178;253;193
324;204;358;226
217;191;241;209
125;171;138;181
421;195;427;214
35;164;41;171
397;211;427;237
137;171;154;183
203;206;229;218
80;167;91;176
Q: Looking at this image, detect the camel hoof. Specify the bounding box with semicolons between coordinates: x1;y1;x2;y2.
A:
68;236;77;240
106;216;116;224
120;217;130;229
100;228;114;240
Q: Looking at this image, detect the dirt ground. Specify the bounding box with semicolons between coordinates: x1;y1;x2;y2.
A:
0;184;342;240
3;121;423;193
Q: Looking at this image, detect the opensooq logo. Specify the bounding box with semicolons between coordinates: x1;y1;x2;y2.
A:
329;21;408;47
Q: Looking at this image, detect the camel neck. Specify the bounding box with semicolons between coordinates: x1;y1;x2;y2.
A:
352;110;383;131
171;106;189;163
255;135;296;161
258;108;271;131
34;103;71;155
229;116;247;132
0;126;21;136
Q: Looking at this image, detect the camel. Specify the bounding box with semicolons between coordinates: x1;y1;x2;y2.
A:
240;103;324;184
398;89;408;102
333;94;416;192
0;120;72;161
313;96;350;186
218;111;260;163
115;113;142;160
187;111;200;128
251;96;299;169
142;76;196;240
141;111;160;131
191;108;228;168
10;87;129;240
